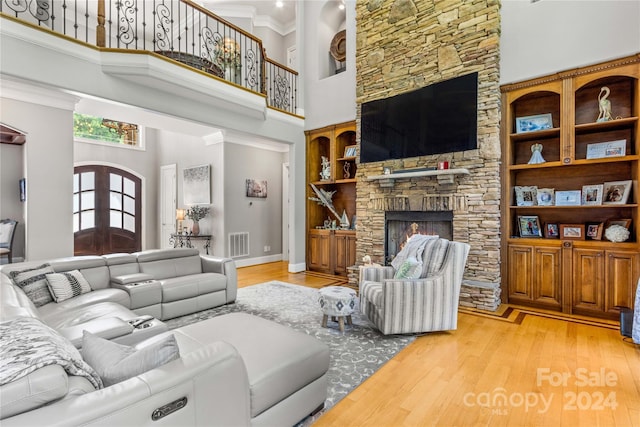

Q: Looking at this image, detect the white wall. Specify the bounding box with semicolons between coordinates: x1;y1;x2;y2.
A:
302;0;356;130
500;0;640;84
0;96;76;261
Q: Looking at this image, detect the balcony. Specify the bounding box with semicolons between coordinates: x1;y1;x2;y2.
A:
0;0;299;116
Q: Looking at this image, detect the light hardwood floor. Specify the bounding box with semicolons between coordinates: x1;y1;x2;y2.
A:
238;262;640;427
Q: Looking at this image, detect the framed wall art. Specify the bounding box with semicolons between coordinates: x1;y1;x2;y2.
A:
603;180;632;204
183;164;211;205
559;224;585;240
515;113;553;133
518;215;542;238
246;179;267;198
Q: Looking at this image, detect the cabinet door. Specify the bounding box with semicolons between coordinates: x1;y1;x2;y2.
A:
605;250;639;315
532;246;562;309
308;232;331;273
334;232;357;276
572;248;605;314
508;245;534;302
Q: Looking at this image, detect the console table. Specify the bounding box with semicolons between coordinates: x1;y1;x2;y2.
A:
170;234;212;255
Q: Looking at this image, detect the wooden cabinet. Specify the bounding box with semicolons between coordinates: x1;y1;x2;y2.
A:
305;122;357;276
501;55;640;319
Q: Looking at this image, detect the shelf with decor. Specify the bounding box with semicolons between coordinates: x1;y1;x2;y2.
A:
500;54;640;319
305;121;357;277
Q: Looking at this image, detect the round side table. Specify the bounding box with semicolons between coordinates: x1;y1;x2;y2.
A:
318;286;357;332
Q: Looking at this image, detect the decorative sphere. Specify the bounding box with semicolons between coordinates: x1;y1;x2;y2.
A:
604;225;630;243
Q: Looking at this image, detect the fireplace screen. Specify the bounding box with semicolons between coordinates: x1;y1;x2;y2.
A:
385;211;453;264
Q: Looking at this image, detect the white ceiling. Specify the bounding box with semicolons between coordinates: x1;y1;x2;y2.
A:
202;0;297;35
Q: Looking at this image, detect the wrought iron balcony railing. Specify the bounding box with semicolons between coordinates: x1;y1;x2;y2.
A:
1;0;299;115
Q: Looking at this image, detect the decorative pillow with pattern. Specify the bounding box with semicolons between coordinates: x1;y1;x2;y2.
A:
9;264;55;307
82;331;180;387
393;257;422;279
45;270;92;303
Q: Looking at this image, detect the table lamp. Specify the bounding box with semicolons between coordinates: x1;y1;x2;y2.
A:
176;209;185;233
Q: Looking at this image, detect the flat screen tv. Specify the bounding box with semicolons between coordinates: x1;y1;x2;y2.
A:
360;72;478;163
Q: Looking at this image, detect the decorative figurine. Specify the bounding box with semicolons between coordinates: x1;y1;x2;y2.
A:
597;86;613;122
343;162;351;179
528;143;546;164
319;156;331;181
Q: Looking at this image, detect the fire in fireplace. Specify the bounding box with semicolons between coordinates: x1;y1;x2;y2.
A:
385;211;453;264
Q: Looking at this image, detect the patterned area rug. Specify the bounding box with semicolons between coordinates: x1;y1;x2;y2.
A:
164;281;415;424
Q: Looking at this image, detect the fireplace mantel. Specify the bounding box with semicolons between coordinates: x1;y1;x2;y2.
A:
367;168;470;187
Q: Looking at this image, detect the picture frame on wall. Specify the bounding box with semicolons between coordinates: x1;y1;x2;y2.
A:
246;179;268;198
518;215;542;238
515;113;553;134
586;222;604;240
559;224;585;240
515;186;538;206
19;178;26;202
581;184;604;205
603;180;632;204
183;164;211;205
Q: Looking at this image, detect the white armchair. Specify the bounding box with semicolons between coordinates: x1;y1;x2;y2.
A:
359;237;470;335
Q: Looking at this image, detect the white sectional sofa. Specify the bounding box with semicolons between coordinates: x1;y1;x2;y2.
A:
0;248;330;426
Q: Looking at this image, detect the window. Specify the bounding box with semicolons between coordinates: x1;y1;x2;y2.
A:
73;113;143;148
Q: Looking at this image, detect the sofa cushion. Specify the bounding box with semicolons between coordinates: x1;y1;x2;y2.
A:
176;313;330;418
159;273;227;302
0;364;68;419
42;301;137;330
37;288;131;321
393;257;421;279
8;264;55;307
82;331;180;386
45;270;92;303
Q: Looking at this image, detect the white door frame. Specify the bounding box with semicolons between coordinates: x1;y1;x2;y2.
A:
160;164;177;249
282;162;290;261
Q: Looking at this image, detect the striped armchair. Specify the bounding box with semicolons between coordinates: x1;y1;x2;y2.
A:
359;238;470;335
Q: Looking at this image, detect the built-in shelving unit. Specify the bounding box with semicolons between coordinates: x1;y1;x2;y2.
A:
500;54;640;320
305;121;357;276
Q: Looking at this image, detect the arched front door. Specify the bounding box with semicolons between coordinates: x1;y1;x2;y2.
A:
73;165;142;255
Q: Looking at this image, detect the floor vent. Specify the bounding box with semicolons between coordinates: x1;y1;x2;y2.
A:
228;232;249;258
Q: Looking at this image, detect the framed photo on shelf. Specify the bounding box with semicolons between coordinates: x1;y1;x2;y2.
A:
344;145;357;158
515;186;538;206
518;215;542;238
536;188;555;206
555;190;582;206
605;218;632;230
585;222;604;240
545;223;559;238
515;113;553;134
603;180;632;204
559;224;585;240
581;184;604;205
586;139;626;160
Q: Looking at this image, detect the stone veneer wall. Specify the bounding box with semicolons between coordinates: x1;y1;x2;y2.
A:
354;0;502;286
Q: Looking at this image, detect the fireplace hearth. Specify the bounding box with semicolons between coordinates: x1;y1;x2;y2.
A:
385;211;453;264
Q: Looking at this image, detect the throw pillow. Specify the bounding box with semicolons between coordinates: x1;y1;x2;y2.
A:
9;264;55;307
394;257;421;279
45;270;92;303
82;331;180;387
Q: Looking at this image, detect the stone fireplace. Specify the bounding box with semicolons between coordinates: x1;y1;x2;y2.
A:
385;210;453;264
353;0;503;300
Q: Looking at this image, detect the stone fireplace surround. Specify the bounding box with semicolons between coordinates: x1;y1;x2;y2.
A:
353;0;502;310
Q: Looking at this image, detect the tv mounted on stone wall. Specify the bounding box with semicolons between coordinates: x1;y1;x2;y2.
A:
360;72;478;163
